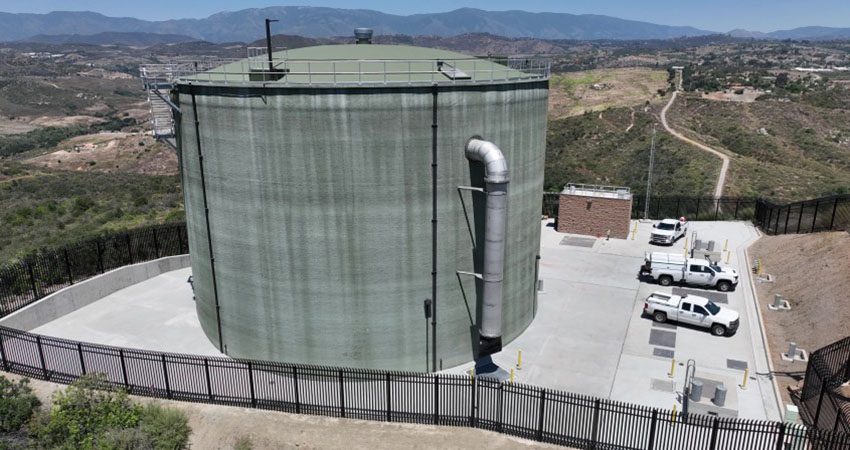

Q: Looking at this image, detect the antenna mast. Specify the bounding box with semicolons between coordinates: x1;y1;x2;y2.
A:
644;124;656;220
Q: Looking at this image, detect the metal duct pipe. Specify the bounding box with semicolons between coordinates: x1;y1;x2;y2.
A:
465;137;508;355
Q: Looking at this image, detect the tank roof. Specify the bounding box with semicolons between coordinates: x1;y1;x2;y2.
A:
179;44;549;86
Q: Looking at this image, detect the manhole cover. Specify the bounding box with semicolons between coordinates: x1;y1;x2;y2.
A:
653;348;675;359
672;287;728;304
649;329;676;348
727;359;748;370
559;236;596;248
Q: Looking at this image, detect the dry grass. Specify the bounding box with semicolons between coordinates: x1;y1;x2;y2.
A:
24;132;177;176
750;232;850;405
548;68;669;119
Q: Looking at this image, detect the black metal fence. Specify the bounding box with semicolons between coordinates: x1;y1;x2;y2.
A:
753;195;850;235
542;193;759;222
799;336;850;435
543;192;850;236
0;223;188;318
0;326;848;450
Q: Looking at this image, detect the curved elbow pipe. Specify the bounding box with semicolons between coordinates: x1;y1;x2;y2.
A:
465;138;509;355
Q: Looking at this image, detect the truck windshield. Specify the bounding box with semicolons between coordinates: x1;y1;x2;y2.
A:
657;223;675;230
705;301;721;315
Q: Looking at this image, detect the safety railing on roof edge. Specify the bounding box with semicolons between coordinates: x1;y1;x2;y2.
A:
141;57;551;86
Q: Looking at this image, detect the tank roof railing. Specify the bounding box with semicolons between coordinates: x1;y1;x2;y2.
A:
142;56;550;86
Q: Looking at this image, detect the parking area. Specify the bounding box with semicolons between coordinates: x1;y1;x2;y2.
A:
450;219;781;421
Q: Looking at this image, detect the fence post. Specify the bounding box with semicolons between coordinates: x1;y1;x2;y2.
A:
784;205;791;234
248;361;256;407
36;335;48;380
796;204;804;234
829;198;840;231
177;227;186;254
734;198;740;219
765;206;773;234
77;342;86;375
433;375;439;425
814;381;827;426
339;369;345;418
811;200;820;233
152;228;160;258
774;422;786;450
537;389;547;442
386;372;392;422
709;417;720;450
62;248;73;285
675;198;681;218
126;233;133;264
714;200;720;221
161;354;171;399
95;240;105;274
695;198;701;220
0;329;8;371
471;376;477;427
497;383;504;433
774;207;781;234
119;349;129;389
590;397;600;448
293;366;301;414
204;358;213;400
647;409;658;450
26;261;38;300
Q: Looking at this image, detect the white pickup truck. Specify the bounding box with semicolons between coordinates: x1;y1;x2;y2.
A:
640;252;739;292
650;218;688;245
643;291;740;336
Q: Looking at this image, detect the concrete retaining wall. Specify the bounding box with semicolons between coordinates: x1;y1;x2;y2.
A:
0;255;191;331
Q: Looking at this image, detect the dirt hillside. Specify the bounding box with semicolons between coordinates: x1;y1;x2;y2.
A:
750;232;850;404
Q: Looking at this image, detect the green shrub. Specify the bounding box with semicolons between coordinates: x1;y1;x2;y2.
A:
138;403;191;450
233;435;254;450
32;374;141;450
0;376;41;432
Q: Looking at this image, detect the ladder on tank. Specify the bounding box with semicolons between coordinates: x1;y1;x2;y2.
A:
139;64;181;149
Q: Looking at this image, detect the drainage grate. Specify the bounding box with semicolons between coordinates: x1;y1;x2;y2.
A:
727;359;748;370
653;348;675;358
559;236;596;248
649;329;676;348
672;287;728;304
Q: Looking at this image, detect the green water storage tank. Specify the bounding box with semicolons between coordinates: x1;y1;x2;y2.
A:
176;42;549;371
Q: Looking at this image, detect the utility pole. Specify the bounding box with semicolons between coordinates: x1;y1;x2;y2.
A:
265;18;279;73
644;124;656;220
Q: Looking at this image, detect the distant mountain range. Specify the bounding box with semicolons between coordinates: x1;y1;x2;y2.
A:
1;7;848;45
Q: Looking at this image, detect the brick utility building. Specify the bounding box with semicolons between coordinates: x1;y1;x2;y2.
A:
557;184;632;239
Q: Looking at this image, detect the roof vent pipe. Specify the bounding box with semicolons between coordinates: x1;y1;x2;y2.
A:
354;28;373;44
465;137;509;356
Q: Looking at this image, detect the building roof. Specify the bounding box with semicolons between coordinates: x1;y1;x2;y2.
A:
180;44;549;86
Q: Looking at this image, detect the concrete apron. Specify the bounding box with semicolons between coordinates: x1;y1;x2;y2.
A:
0;255;191;331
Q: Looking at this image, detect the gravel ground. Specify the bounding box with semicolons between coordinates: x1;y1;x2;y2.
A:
750;231;850;405
3;373;570;450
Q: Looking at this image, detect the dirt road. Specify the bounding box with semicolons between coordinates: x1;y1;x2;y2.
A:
660;91;730;198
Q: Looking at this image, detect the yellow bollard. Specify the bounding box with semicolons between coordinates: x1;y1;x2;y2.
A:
517;350;523;370
668;358;676;379
725;250;731;264
723;239;729;252
469;367;475;384
510;368;515;384
741;367;749;390
631;221;638;240
671;404;678;422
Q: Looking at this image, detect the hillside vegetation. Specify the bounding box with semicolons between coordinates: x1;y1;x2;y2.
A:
0;168;183;262
668;89;850;201
545;107;719;196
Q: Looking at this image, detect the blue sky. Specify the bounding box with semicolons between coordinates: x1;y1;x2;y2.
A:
2;1;849;32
